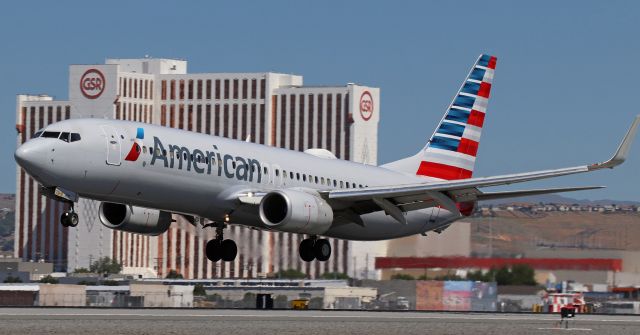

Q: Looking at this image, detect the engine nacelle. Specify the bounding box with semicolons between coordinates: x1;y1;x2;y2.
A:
99;202;172;236
259;189;333;235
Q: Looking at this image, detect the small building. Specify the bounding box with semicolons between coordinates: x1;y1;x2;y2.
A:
129;283;194;308
0;284;39;306
39;284;86;306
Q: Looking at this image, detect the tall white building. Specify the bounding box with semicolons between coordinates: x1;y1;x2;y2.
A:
15;57;382;278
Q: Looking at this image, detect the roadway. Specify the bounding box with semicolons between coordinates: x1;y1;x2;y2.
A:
0;308;639;334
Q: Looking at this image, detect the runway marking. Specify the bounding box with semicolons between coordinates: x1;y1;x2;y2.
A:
537;328;593;331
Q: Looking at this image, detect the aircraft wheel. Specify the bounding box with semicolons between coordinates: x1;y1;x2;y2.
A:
221;239;237;262
299;238;316;262
69;213;79;227
313;239;331;262
206;239;222;262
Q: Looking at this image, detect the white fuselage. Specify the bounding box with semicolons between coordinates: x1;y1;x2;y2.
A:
16;118;459;240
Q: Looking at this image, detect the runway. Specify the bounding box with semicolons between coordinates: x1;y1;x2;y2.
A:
0;308;639;335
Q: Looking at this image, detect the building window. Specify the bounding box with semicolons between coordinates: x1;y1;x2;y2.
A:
161;105;167;126
242;79;248;99
123;78;128;98
233;79;239;99
280;94;286;147
251;79;257;99
259;104;265;144
197;80;203;100
223;104;229;137
179;80;185;100
289;94;296;150
188;79;194;100
336;93;342;157
161;80;167;100
232;104;238;139
214;104;220;136
169;105;175;128
170;80;176;100
206;80;212;100
134;79;138;99
188;104;193;131
149;80;153;99
179;104;184;129
205;104;211;134
144;80;148;99
318;94;324;148
308;94;314;148
250;104;257;143
299;94;305;150
241;104;248;140
196;104;202;132
215;79;221;100
224;79;230;99
260;79;266;99
327;94;333;150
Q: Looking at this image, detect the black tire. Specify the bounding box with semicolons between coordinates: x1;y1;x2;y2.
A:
299;239;315;262
60;213;70;227
221;239;237;262
206;239;222;262
69;213;79;227
313;239;331;262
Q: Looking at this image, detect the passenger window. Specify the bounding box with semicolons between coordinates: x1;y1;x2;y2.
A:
149;147;154;155
346;183;350;189
314;176;318;184
162;149;167;156
59;132;70;142
303;175;306;182
359;184;363;188
283;170;287;179
296;173;300;180
339;181;343;188
70;133;81;142
352;183;357;188
290;172;294;179
263;167;268;174
142;146;147;154
321;177;325;184
275;170;280;177
333;180;337;187
41;131;60;138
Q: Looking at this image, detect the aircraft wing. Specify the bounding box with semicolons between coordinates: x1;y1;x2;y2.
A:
323;115;639;221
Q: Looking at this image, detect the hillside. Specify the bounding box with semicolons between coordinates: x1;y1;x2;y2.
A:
468;211;640;256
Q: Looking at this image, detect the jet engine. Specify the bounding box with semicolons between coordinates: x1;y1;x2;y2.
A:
259;189;333;235
99;202;172;236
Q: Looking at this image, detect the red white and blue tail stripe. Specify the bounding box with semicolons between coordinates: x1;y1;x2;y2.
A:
416;54;496;180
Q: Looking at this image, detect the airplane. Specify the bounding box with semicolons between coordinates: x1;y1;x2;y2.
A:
14;54;639;263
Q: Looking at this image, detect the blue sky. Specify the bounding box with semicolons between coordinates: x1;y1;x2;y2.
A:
0;1;638;200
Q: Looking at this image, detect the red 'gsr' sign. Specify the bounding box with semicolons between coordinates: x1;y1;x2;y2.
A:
80;69;105;99
360;91;374;121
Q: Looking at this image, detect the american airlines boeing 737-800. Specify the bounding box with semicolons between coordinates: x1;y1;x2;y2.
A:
14;55;639;263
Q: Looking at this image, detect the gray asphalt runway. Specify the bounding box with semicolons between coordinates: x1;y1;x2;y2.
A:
0;308;639;335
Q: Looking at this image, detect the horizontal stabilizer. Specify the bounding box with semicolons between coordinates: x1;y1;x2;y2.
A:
477;186;605;202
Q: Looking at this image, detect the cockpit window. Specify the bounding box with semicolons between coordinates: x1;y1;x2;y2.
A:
41;131;60;138
60;132;70;142
70;133;81;142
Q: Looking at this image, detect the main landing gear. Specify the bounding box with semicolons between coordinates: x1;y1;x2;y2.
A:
205;224;237;262
60;204;78;228
299;236;331;262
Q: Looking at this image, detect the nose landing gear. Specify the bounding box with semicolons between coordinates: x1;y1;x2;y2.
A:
60;204;78;228
205;224;237;262
299;237;331;262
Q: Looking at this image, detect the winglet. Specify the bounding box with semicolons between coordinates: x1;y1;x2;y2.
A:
590;115;640;170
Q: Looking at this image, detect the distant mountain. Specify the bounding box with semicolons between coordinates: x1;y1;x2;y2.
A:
479;193;640;206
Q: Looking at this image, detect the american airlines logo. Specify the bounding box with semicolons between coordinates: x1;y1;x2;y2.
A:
80;69;105;99
149;136;263;182
360;91;373;121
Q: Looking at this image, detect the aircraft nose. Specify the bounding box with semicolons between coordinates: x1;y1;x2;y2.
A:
15;140;49;177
